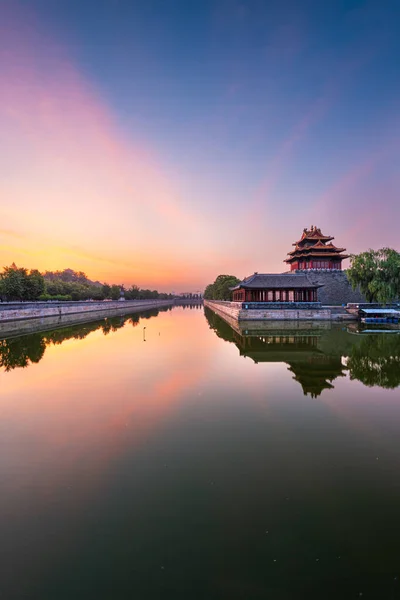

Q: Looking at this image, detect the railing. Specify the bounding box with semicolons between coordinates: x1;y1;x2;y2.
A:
241;302;322;310
347;302;400;309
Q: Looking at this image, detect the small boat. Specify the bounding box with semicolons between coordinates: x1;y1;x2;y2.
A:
360;308;400;324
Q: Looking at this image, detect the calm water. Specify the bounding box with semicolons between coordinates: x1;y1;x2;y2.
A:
1;305;400;599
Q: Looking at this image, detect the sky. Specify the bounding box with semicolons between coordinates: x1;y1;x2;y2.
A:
0;0;399;292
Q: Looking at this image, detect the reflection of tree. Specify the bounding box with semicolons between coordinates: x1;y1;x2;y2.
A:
45;321;102;344
0;307;169;372
204;307;236;342
0;335;46;371
205;306;400;393
347;334;400;389
129;315;140;327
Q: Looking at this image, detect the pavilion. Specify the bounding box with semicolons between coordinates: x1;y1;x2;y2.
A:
285;225;349;271
231;273;322;303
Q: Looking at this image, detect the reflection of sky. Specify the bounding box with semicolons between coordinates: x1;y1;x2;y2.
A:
0;308;212;594
1;308;400;596
1;2;400;290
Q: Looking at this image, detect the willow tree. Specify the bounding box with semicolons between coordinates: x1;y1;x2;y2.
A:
347;248;400;304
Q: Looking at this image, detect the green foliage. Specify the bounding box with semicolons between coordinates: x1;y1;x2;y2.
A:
102;283;111;299
0;265;46;301
0;264;175;302
203;274;240;300
203;284;214;300
0;335;46;371
38;293;73;301
110;284;122;300
347;248;400;304
26;269;46;299
44;269;90;284
125;285;140;300
44;269;106;301
348;334;400;389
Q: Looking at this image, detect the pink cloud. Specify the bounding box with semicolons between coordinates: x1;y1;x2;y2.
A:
0;5;210;289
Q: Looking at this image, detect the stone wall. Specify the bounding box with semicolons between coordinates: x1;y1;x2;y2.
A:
0;299;173;324
243;307;333;321
300;270;365;305
0;303;172;339
203;300;242;320
204;300;351;321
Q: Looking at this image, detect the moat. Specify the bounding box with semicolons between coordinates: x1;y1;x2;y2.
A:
1;305;400;599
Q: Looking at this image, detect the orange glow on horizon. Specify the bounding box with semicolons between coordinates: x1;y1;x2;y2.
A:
0;8;217;291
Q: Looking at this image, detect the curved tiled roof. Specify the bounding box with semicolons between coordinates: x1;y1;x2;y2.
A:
293;226;334;245
231;273;322;290
288;243;346;256
285;252;350;262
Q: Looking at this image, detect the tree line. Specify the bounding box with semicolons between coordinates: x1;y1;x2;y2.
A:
0;264;175;302
204;274;240;300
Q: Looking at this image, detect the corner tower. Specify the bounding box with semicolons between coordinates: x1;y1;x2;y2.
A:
285;226;349;271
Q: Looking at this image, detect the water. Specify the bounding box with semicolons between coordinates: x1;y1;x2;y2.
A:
1;305;400;599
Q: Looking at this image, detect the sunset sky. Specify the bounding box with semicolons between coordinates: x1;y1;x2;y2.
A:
1;0;399;291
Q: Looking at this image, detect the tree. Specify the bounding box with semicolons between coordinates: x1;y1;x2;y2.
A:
26;269;45;300
203;284;215;300
0;265;43;301
102;283;111;299
204;274;240;300
125;285;140;300
110;284;121;300
347;248;400;304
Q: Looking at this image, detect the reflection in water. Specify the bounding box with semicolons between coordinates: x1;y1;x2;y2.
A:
0;334;47;371
204;307;400;394
173;302;203;309
1;306;400;599
2;306;400;395
347;334;400;389
0;307;171;372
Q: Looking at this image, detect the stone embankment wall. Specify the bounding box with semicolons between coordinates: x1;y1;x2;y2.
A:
0;304;171;339
204;300;356;321
0;299;173;324
300;270;365;305
204;300;242;320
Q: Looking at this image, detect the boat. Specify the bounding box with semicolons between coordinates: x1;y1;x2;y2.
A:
359;308;400;324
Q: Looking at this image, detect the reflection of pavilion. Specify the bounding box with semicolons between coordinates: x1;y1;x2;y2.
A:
204;307;347;397
233;332;347;398
288;359;346;397
205;306;400;393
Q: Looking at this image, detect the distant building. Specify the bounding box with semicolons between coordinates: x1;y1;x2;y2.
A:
285;225;349;271
230;226;365;305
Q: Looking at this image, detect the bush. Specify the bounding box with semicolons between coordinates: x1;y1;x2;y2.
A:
38;294;72;301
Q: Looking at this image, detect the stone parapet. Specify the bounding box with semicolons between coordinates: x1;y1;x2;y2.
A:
241;301;321;310
0;299;173;324
204;300;356;322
